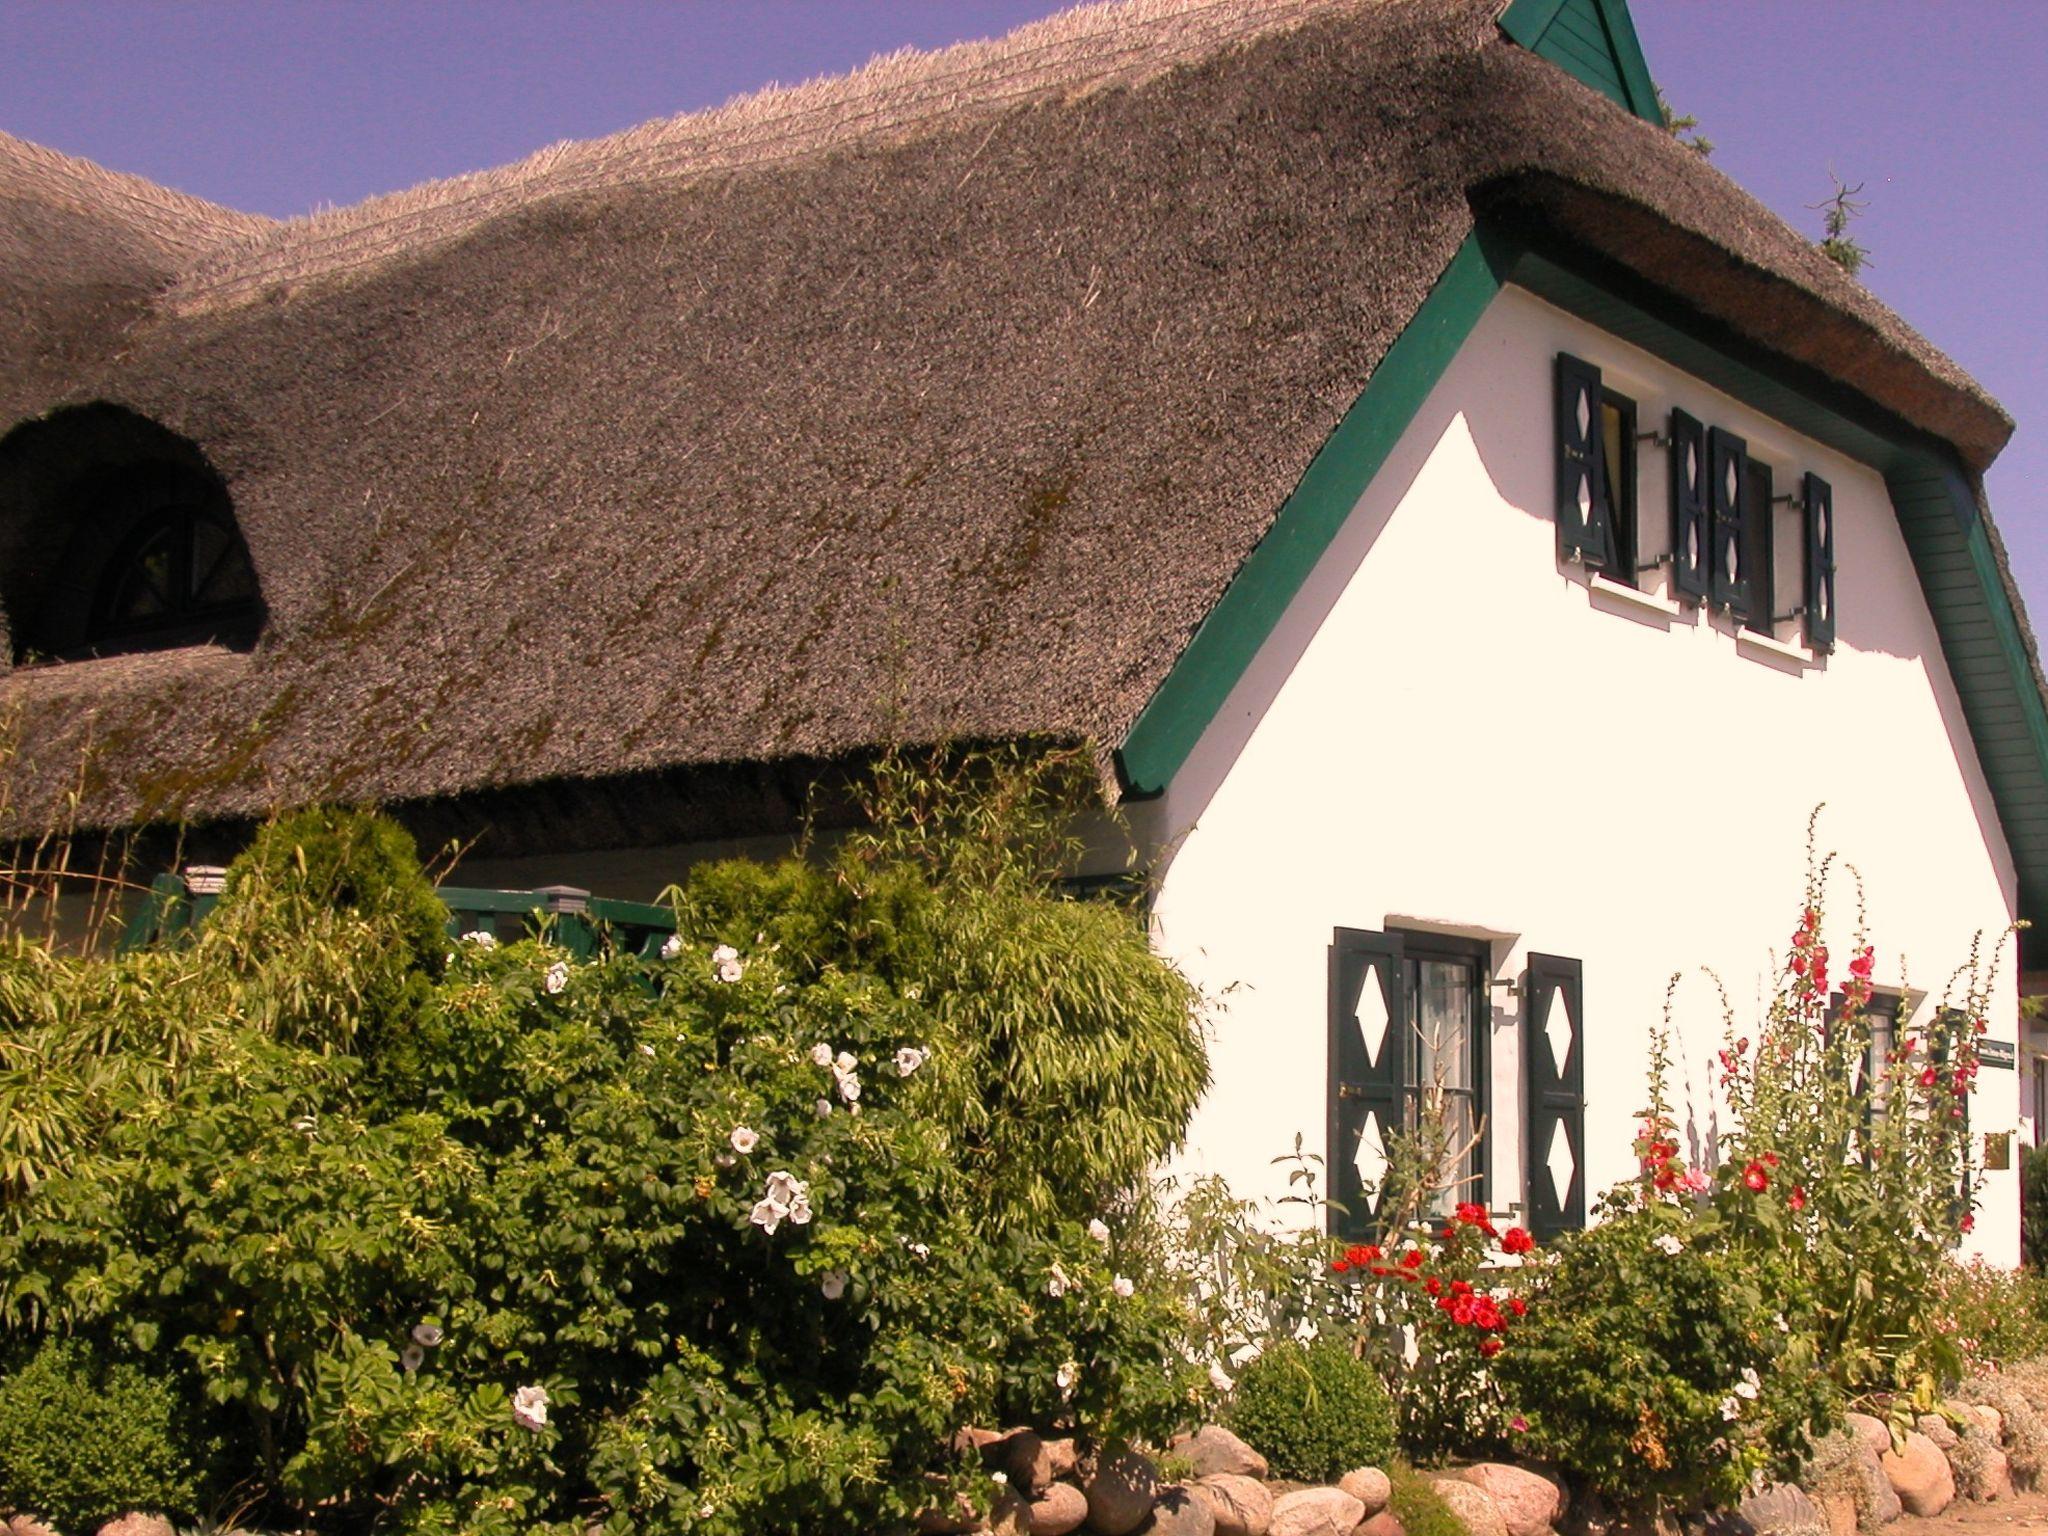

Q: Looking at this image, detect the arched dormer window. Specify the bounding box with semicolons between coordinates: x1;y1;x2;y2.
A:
0;404;264;666
86;469;261;654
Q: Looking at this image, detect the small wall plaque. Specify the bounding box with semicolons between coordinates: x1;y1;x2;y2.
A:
1980;1039;2018;1070
1984;1131;2013;1171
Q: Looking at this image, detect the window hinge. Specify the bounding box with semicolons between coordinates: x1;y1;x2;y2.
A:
1636;554;1671;574
1772;492;1808;510
1775;605;1808;624
1636;430;1672;449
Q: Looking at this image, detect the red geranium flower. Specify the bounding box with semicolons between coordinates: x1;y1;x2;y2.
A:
1425;1276;1443;1296
1743;1161;1769;1192
1501;1227;1535;1256
1331;1259;1351;1273
1508;1297;1527;1317
1479;1337;1503;1357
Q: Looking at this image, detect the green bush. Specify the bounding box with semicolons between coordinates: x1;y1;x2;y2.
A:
1228;1338;1395;1481
1931;1258;2048;1373
1493;1200;1836;1509
2023;1143;2048;1270
0;1336;205;1529
201;805;448;1055
0;769;1211;1535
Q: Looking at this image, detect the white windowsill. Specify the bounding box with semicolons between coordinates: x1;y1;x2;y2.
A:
1587;573;1683;619
1735;628;1814;666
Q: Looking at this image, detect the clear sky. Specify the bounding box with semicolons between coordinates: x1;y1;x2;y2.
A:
8;1;2045;620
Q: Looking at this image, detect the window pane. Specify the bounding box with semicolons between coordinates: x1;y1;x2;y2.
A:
1413;958;1473;1093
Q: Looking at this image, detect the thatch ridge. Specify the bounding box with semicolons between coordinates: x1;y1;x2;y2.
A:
168;0;1382;315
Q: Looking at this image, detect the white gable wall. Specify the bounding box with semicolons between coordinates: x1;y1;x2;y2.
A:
1136;285;2024;1261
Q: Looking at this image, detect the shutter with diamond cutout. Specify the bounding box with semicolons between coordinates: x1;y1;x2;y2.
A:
1669;408;1710;600
1329;927;1409;1242
1708;426;1751;618
1524;953;1585;1239
1805;472;1836;652
1554;354;1614;569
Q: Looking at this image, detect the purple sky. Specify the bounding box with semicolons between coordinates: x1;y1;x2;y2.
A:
9;1;2046;619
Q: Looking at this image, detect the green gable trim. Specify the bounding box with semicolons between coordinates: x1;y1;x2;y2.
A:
1115;226;2048;949
1498;0;1662;124
1115;230;1508;797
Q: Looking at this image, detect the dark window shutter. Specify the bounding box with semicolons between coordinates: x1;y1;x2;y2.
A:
1804;473;1836;652
1329;927;1409;1241
1742;458;1775;634
1669;409;1710;600
1523;953;1585;1239
1554;354;1614;570
1708;426;1751;618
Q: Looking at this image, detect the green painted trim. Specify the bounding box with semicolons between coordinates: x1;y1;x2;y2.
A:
1591;0;1663;122
1498;0;1662;124
1114;232;1508;796
1115;223;2048;944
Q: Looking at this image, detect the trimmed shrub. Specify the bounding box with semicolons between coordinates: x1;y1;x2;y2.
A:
1228;1338;1396;1482
1494;1201;1837;1509
0;1336;205;1529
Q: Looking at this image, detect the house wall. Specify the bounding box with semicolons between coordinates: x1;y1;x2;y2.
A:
1132;285;2025;1262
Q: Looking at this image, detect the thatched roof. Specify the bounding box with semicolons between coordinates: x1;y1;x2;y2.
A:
0;0;2021;844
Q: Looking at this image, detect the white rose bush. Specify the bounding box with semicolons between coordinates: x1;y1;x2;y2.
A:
0;763;1210;1536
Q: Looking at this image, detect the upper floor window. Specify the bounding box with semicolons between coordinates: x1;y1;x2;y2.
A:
0;404;264;666
1554;353;1837;654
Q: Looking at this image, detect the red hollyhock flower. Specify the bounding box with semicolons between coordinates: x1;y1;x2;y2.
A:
1849;947;1874;979
1790;954;1808;976
1501;1227;1535;1255
1921;1066;1941;1088
1743;1161;1769;1192
1479;1337;1503;1357
1401;1249;1424;1270
1962;1214;1976;1234
1788;1186;1807;1212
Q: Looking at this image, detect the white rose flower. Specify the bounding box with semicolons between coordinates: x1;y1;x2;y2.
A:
730;1126;759;1154
712;943;739;964
837;1073;862;1103
992;1470;1009;1486
835;1050;858;1073
811;1043;835;1067
1056;1361;1079;1395
788;1195;813;1226
764;1170;807;1207
815;1098;833;1118
908;1241;931;1260
1720;1396;1742;1421
1653;1233;1684;1256
1087;1218;1111;1244
1735;1367;1761;1400
401;1343;425;1374
750;1197;786;1235
412;1323;444;1348
461;929;497;949
716;957;745;983
513;1383;550;1431
640;1043;656;1057
543;961;569;995
1208;1362;1235;1393
1113;1275;1135;1298
1047;1262;1070;1299
821;1270;848;1300
660;932;684;960
894;1046;927;1077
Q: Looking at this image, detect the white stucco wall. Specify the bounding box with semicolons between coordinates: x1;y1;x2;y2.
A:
1135;285;2025;1262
